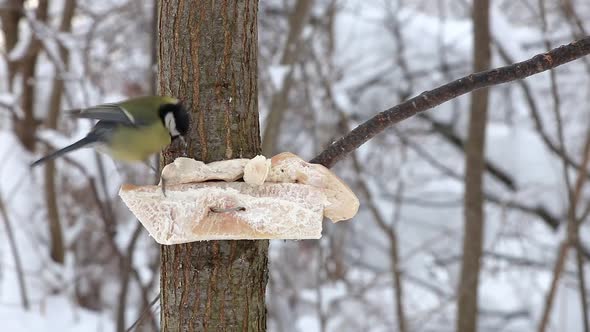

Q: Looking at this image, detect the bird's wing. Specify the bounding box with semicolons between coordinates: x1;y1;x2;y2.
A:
68;103;138;125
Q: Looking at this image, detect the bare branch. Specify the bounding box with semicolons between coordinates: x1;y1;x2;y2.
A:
538;76;590;332
0;193;29;310
576;243;590;332
116;223;144;332
311;36;590;168
126;293;160;332
537;242;569;332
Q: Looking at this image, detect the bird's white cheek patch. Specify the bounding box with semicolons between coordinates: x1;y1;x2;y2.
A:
165;112;180;137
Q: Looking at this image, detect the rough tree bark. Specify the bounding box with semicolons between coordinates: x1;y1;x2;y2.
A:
158;1;268;331
456;1;490;332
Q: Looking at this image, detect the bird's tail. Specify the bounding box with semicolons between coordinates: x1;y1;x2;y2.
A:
30;135;97;167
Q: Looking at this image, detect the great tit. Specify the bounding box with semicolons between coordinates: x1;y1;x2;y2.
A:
30;96;190;167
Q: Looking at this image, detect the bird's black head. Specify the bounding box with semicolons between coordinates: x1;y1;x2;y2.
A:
159;102;190;140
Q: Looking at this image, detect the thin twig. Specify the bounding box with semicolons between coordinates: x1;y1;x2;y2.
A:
116;223;144;332
418;113;517;190
537;41;590;330
577;242;590;332
350;142;407;332
125;293;160;332
569;124;590;332
494;41;585;180
537;242;569;332
0;193;29;309
34;137;158;329
395;127;561;229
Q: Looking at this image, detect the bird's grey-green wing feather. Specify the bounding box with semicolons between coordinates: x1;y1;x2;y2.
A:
68;96;177;125
68;103;137;125
118;96;177;122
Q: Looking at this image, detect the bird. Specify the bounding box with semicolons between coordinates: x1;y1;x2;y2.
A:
30;96;190;168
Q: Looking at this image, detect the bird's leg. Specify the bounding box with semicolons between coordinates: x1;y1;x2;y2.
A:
143;159;167;197
143;160;158;174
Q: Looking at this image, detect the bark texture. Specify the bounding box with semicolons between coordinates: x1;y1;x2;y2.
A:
456;2;490;332
158;1;268;331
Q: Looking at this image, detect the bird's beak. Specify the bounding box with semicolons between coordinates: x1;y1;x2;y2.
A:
179;136;187;147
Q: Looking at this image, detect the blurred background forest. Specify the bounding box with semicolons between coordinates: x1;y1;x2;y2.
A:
0;0;589;331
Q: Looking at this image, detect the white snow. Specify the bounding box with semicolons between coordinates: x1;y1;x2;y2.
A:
0;297;113;332
269;65;291;91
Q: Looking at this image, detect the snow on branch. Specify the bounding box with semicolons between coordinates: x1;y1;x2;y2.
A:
311;36;590;168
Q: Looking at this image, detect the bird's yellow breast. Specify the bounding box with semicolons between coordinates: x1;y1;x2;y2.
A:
107;123;171;162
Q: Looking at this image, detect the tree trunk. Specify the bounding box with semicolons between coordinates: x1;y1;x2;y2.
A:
456;1;490;332
158;1;268;331
15;0;48;152
0;0;24;84
44;0;76;265
261;0;314;155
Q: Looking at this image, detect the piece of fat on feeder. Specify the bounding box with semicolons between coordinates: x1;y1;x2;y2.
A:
119;153;360;245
